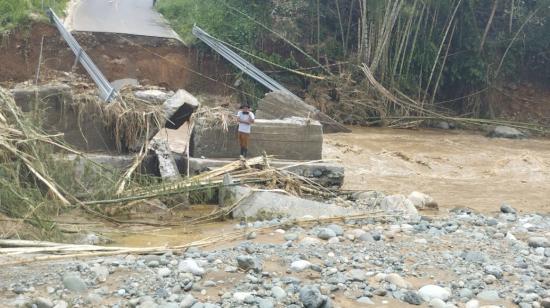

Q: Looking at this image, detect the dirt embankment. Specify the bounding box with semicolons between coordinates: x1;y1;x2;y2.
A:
0;23;234;94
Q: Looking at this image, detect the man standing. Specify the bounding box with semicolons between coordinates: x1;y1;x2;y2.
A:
236;104;255;158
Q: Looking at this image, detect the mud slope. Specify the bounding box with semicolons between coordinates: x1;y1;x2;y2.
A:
0;23;233;94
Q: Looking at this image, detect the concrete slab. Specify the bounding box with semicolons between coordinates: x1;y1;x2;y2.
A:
256;91;351;133
186;157;344;188
151;122;191;154
12;84;197;153
190;117;323;160
149;139;181;181
226;186;358;219
11;84;118;152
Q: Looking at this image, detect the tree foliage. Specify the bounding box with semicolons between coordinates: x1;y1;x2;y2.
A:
158;0;549;110
0;0;67;31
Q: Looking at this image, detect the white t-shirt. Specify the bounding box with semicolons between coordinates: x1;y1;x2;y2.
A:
237;111;255;134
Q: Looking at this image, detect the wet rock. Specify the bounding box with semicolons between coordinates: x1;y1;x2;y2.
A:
284;233;299;241
62;273;87;293
237;255;262;272
326;224;344;236
53;300;68;308
180;294;196;308
91;265;109;282
348;269;368;282
403;291;423;305
32;297;54;308
357;297;375;305
358;233;374;242
418;285;451;301
408;191;438;210
86;293;103;305
147;260;160;267
317;228;337;240
299;285;332;308
484;265;503;279
301;237;322;246
386;273;412;289
233;292;253;302
500;203;517;214
476;290;500;301
380;195;419;219
487;126;525;139
158;267;171;277
528;237;549;248
434;121;451;130
271;286;287;300
429;298;447;308
77;233;112;245
179;259;205;276
465;299;480;308
258;298;274;308
461;251;487;263
291;260;312;272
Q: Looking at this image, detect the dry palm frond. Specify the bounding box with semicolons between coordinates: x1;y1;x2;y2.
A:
68;89;165;152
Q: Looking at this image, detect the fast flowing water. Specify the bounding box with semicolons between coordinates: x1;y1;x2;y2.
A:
324;127;550;214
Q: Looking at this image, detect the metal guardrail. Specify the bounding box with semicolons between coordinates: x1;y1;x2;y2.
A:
192;25;301;101
48;9;116;102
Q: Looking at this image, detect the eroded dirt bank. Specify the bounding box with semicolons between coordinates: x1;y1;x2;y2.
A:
0;23;232;94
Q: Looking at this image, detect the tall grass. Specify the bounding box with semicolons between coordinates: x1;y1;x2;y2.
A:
0;0;68;32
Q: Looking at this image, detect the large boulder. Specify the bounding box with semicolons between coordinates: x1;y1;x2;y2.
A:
380;195;419;219
407;191;438;210
228;186;359;220
487;126;525;139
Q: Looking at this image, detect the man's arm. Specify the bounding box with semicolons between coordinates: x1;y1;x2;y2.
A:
249;112;255;124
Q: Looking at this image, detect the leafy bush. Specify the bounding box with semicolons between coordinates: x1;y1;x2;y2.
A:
0;0;67;31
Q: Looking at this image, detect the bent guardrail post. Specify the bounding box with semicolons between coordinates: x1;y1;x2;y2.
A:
47;8;117;102
192;25;301;102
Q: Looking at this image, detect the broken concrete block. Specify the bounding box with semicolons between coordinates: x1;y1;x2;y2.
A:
228;186;359;219
131;89;200;151
150;139;181;181
134;89;173;103
11;83;71;113
380;195;420;220
112;78;139;90
11;83;119;152
185;157;343;188
256;91;351;133
407;191;438;210
190;117;323;160
163;89;199;129
486;126;526;139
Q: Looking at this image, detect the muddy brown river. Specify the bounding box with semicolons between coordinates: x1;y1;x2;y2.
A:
91;127;550;247
325;127;550;214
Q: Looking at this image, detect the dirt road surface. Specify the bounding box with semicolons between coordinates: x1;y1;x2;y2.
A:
325;127;550;214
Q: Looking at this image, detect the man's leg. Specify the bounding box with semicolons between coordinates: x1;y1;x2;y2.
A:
238;132;245;157
241;132;249;157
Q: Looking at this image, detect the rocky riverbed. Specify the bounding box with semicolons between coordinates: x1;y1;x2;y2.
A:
1;204;549;308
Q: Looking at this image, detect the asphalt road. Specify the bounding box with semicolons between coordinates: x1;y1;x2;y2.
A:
65;0;181;40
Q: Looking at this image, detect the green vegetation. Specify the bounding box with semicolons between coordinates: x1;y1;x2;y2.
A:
0;0;68;32
158;0;550;119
